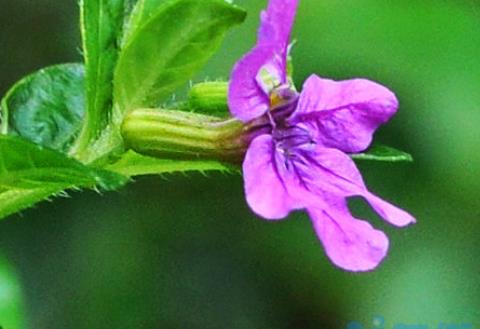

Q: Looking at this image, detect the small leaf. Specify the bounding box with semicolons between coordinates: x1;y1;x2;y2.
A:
0;136;128;220
351;144;413;162
114;0;246;112
1;64;85;153
107;150;232;177
73;0;129;161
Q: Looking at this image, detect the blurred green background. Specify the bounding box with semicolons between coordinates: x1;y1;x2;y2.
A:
0;0;479;328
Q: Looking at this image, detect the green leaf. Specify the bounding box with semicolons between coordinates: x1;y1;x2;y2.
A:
0;136;128;220
114;0;246;112
73;0;127;160
351;144;414;162
0;63;85;153
107;150;232;177
123;0;141;34
0;136;127;189
122;0;166;43
0;186;68;221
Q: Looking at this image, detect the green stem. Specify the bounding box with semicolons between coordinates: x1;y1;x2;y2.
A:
121;109;249;163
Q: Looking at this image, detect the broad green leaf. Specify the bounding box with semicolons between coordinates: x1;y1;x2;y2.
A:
122;0;166;43
0;63;85;153
0;254;26;329
107;150;232;177
73;0;127;160
0;136;128;219
351;144;413;162
114;0;246;112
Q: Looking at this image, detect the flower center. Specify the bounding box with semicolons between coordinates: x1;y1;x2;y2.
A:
270;91;284;108
274;125;314;151
256;64;297;111
269;85;297;110
274;125;316;187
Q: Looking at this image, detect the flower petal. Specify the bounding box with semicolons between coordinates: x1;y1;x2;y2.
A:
228;46;273;122
364;192;417;228
294;74;399;153
243;134;301;219
294;145;416;227
258;0;299;49
309;199;389;272
228;0;298;122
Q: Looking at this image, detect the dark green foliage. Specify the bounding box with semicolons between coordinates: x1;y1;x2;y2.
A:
1;64;85;153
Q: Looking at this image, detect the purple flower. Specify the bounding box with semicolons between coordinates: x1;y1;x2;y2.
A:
228;0;415;271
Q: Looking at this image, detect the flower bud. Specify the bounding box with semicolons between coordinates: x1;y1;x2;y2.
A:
121;108;248;163
188;82;229;116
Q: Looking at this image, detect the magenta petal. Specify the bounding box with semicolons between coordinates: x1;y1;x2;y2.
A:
243;135;302;219
364;192;416;227
294;145;366;197
298;146;416;227
294;74;399;153
228;45;273;122
258;0;298;50
309;200;389;272
229;0;298;122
